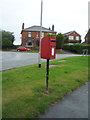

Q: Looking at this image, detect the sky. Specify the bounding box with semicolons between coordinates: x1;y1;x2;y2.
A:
0;0;89;45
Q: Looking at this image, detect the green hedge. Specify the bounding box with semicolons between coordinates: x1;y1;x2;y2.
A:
63;44;90;54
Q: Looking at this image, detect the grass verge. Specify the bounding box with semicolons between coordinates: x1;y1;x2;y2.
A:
2;56;89;118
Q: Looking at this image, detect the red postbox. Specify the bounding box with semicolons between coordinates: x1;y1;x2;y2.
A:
41;36;56;59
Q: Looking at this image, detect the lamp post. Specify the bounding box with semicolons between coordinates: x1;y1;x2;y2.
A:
38;0;43;68
88;1;90;29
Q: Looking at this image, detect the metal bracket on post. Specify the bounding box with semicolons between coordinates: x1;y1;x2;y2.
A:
46;59;49;92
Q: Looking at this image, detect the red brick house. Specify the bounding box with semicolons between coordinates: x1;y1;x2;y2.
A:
64;31;81;43
21;23;57;47
84;29;90;44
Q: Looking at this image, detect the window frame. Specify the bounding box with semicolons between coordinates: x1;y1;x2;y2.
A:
28;32;31;37
69;36;74;40
36;32;38;38
76;36;79;40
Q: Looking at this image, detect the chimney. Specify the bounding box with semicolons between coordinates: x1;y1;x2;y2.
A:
22;23;24;29
52;25;54;31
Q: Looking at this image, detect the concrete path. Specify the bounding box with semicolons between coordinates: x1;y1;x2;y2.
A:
39;82;88;118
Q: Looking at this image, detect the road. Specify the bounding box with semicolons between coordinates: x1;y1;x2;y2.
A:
1;51;81;71
39;82;88;118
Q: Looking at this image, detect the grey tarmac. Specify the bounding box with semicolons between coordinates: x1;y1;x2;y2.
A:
39;82;88;118
1;51;81;71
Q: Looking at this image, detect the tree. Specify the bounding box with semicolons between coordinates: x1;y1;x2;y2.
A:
64;37;69;44
2;30;15;49
56;33;64;49
2;38;13;48
46;33;56;37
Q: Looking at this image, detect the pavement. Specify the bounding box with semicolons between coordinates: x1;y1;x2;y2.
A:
39;82;88;118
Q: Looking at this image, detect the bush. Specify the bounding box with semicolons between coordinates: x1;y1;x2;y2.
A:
69;40;81;43
31;46;39;50
46;33;56;37
63;44;90;54
13;45;20;49
56;33;64;49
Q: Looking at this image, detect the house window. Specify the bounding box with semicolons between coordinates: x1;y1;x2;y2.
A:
69;36;74;40
28;32;31;37
76;36;79;40
42;32;44;38
27;40;32;46
36;32;38;38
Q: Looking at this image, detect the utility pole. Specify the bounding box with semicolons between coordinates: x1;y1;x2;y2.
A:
38;0;43;68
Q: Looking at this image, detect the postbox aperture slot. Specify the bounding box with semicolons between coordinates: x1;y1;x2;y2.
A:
51;40;56;42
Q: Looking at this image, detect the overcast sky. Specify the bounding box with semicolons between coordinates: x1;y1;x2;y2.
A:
0;0;89;45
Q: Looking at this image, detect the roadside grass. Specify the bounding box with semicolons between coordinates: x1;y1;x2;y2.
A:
17;50;39;53
2;56;89;118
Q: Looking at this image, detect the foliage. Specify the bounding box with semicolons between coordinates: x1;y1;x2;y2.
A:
46;33;56;37
63;44;90;54
2;30;15;49
69;40;81;43
64;37;69;44
14;45;20;49
56;33;64;49
2;38;13;48
2;56;88;118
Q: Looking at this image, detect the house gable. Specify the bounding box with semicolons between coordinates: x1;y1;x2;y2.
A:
64;31;81;37
64;31;81;41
